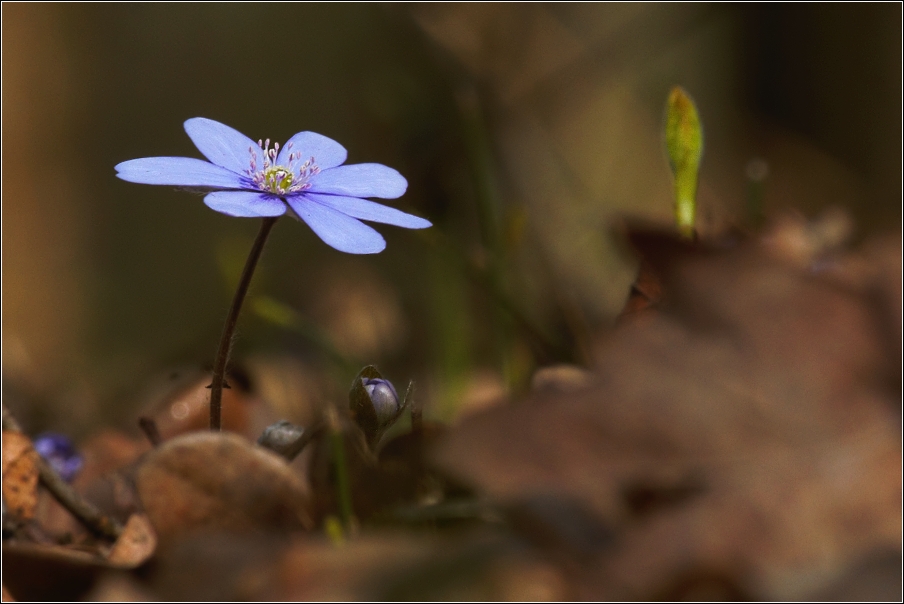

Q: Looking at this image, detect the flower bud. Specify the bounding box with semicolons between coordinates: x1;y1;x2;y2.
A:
33;432;83;482
257;420;311;461
349;366;408;448
363;378;400;427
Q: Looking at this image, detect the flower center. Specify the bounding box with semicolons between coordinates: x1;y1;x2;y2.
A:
263;167;294;193
246;138;320;196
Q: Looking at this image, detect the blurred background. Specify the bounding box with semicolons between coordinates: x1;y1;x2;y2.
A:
2;3;900;437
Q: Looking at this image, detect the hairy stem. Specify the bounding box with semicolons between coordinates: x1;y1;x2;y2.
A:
209;217;278;430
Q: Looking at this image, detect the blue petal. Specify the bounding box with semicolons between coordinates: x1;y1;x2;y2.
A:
308;163;408;199
286;196;386;254
304;193;431;229
203;191;287;217
184;118;261;174
115;157;245;188
277;131;347;170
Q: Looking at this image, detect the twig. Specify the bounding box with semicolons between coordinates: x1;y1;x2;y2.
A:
2;405;123;540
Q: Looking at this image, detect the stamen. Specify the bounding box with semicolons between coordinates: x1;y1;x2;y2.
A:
249;137;319;195
247;146;258;173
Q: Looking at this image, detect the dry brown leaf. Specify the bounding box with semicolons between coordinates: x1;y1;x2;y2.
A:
136;432;312;542
274;535;433;601
273;533;547;601
106;513;156;568
1;541;106;601
83;572;157;602
432;234;902;600
143;371;275;441
146;532;285;601
2;431;40;521
146;530;554;601
75;430;148;481
33;430;150;539
1;516;157;599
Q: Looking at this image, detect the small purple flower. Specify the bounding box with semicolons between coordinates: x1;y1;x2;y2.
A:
33;432;83;483
115;118;431;254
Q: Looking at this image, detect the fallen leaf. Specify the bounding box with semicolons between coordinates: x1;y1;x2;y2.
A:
145;529;557;601
273;532;535;601
106;513;156;568
82;572;157;602
432;233;902;600
136;432;312;543
147;532;285;601
34;430;150;539
2;431;40;521
137;367;277;442
75;430;148;482
0;541;106;601
1;515;157;599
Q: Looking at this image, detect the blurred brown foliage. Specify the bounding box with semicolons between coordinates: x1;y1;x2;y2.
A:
433;224;901;600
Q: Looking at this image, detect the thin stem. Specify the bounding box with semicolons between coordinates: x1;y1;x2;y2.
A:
326;407;354;530
210;217;278;430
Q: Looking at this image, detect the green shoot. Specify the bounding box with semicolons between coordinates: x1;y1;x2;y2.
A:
665;87;703;239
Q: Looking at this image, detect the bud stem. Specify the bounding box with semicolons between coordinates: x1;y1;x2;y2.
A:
209;217;278;430
326;407;355;530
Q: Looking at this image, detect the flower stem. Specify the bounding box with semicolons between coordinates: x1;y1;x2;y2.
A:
209;217;278;430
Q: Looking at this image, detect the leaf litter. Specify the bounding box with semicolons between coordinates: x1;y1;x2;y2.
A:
2;215;901;601
432;222;902;600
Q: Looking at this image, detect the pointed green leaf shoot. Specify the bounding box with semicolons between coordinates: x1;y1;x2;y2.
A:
665;87;703;239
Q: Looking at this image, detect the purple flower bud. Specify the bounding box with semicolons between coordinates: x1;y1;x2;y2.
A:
33;432;83;483
362;377;400;426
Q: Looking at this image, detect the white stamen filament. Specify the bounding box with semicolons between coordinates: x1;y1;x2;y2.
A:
246;137;319;195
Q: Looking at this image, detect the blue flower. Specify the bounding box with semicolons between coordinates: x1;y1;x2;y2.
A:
115;118;431;254
33;432;83;483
